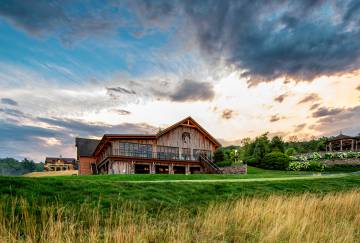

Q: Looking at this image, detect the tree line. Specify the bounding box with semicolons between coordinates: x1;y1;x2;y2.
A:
214;133;329;169
0;158;44;176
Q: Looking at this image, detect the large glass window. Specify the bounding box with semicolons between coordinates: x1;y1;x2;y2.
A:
181;148;191;160
118;142;153;158
157;146;179;160
193;149;212;160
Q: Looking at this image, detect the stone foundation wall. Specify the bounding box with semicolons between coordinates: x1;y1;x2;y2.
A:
220;164;247;174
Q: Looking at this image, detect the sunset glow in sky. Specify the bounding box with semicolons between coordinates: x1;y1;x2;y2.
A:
0;0;360;161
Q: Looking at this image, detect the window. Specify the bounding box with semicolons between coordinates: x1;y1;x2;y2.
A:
182;148;191;160
193;149;212;160
157;146;179;159
118;142;153;158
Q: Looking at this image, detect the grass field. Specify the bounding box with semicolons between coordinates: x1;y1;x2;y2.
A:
1;168;360;242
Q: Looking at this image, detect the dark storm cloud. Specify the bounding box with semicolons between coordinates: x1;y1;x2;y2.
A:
0;0;125;43
37;117;156;135
0;120;59;142
134;0;360;85
309;105;360;136
357;85;360;91
312;107;344;118
168;79;214;102
1;98;18;106
298;93;321;104
274;93;288;103
221;109;234;120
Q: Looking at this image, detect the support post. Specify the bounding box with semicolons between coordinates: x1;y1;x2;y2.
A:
185;164;190;175
340;140;343;151
169;164;174;174
351;140;354;151
150;163;156;174
329;142;332;152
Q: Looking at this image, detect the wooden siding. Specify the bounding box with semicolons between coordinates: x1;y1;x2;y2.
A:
156;125;215;155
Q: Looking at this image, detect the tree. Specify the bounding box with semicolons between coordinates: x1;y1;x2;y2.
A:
22;158;36;172
285;147;297;156
214;148;225;162
270;136;285;153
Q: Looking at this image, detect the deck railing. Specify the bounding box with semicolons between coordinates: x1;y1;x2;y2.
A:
97;148;212;164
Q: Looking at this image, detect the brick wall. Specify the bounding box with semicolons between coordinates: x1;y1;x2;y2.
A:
79;156;96;175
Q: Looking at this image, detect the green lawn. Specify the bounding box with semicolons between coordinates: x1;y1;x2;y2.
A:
1;168;360;213
29;166;316;182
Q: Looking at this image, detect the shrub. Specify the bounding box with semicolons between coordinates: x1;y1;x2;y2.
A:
325;164;360;172
285;148;297;156
324;152;333;160
288;161;325;172
288;162;309;171
309;152;322;160
215;161;232;167
214;149;225;162
245;156;258;166
307;161;326;172
260;152;290;170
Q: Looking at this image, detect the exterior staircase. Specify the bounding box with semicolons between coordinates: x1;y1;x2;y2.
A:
199;154;222;174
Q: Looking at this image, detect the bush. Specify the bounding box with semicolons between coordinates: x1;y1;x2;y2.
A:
214;149;225;162
245;156;258;166
285;148;297;156
325;164;360;172
215;161;232;167
288;161;325;172
307;161;326;172
260;152;290;170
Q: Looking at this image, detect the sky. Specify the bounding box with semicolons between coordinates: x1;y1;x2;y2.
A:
0;0;360;161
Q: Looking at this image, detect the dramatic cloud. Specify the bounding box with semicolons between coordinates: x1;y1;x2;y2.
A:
0;108;25;117
269;114;282;123
0;115;157;161
310;103;321;110
221;109;235;120
312;107;344;118
135;0;360;85
1;98;18;106
294;123;306;133
107;87;137;95
310;105;360;136
298;93;321;104
108;79;215;102
357;85;360;91
274;93;288;103
168;79;214;102
0;0;126;43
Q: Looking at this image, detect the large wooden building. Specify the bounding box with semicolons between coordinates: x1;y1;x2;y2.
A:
44;157;76;171
76;117;221;175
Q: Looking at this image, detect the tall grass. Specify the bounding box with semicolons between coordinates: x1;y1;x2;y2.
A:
1;191;360;242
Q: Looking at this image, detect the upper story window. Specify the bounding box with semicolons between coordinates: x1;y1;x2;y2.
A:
117;142;153;158
181;148;191;160
157;145;179;160
193;149;212;160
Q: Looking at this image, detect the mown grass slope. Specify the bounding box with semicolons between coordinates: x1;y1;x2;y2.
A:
1;171;360;212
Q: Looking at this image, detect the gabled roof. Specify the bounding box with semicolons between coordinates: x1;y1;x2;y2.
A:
157;116;221;148
75;137;101;157
45;157;76;163
328;133;355;142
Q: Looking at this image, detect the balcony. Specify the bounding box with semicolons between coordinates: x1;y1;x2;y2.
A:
97;148;212;165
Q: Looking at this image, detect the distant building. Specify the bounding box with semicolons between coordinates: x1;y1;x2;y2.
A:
44;157;76;171
75;117;221;175
325;133;360;152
